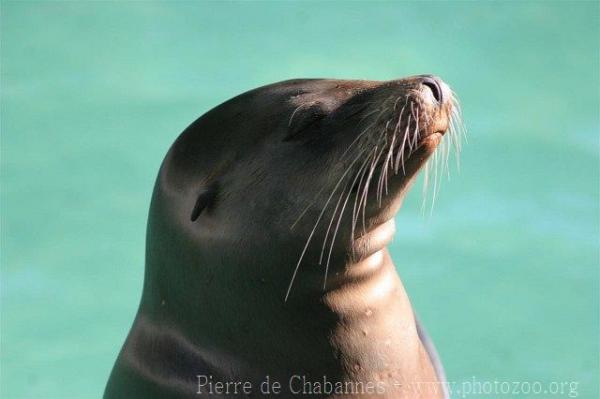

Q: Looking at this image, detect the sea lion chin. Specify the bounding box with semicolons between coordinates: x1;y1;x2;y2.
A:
105;75;463;398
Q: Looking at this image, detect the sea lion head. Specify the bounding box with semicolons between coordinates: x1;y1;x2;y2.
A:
147;76;462;309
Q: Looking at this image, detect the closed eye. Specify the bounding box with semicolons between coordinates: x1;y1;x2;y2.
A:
284;103;327;142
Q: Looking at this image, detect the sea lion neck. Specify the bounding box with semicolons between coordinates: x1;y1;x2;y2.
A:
321;248;403;316
310;217;409;317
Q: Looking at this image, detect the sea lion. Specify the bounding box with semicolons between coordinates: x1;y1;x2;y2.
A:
105;75;463;398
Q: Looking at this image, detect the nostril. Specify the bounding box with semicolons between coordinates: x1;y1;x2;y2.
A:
422;78;442;103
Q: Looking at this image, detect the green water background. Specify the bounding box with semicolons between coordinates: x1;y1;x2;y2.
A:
2;1;598;398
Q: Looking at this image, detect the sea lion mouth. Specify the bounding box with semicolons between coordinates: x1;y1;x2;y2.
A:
375;130;445;169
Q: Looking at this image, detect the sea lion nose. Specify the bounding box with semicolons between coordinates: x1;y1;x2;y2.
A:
419;75;444;103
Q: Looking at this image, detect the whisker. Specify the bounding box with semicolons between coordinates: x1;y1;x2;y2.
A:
322;154;374;289
292;113;383;229
352;147;376;240
395;113;412;174
420;88;466;215
319;178;351;265
360;144;386;232
285;146;368;301
320;150;373;265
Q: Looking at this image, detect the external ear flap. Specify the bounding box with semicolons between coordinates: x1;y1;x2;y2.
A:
284;102;327;141
190;182;218;222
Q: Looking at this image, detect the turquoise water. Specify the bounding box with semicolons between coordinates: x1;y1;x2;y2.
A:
1;1;598;398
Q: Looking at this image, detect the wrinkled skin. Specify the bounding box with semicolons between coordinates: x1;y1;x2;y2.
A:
105;76;456;398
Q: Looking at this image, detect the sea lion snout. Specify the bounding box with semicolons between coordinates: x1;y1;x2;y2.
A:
412;75;454;135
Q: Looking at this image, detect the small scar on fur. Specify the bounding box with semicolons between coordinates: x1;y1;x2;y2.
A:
190;183;218;222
